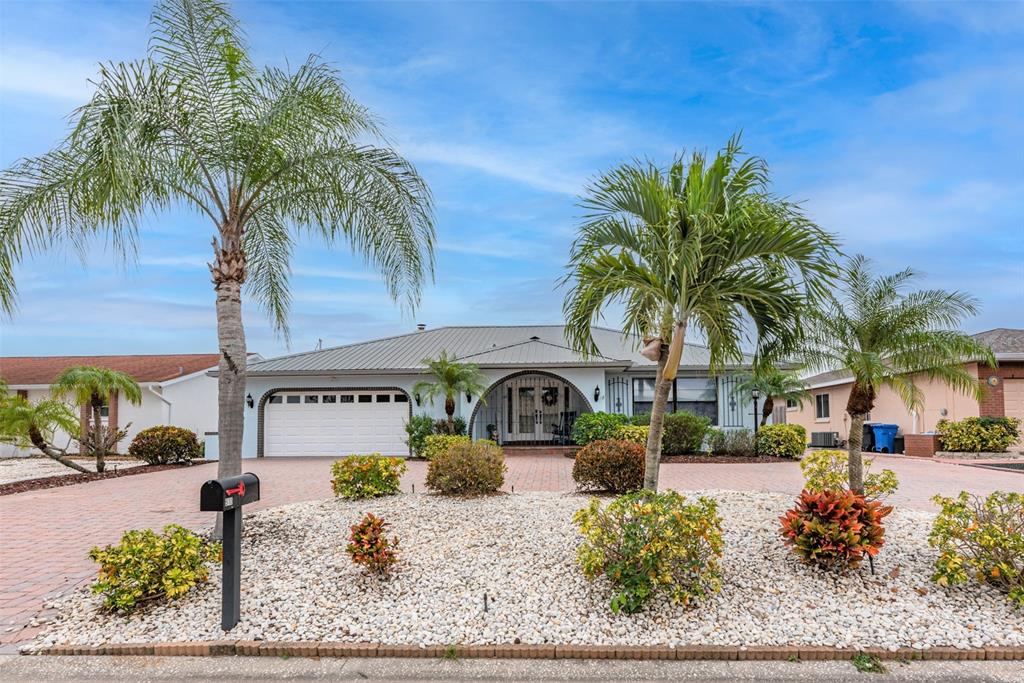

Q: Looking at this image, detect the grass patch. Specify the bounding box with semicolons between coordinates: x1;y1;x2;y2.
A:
851;651;886;674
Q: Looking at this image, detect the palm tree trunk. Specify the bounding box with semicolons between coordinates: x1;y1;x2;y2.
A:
27;426;91;473
445;395;455;432
846;412;866;493
211;238;248;481
91;397;105;473
643;347;672;491
760;397;774;427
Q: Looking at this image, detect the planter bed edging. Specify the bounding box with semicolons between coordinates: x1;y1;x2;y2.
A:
28;641;1024;661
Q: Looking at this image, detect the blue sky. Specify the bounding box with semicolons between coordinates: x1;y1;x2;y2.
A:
1;0;1022;358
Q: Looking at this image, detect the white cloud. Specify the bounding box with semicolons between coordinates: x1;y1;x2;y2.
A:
0;46;98;101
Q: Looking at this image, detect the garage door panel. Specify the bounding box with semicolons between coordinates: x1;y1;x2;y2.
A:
264;390;409;457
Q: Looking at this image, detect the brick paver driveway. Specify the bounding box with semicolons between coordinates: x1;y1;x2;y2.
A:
0;454;1017;649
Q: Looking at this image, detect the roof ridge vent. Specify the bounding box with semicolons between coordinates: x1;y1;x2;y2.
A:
529;335;540;341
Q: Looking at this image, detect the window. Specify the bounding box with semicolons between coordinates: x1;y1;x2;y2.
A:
394;393;408;403
376;394;391;403
815;394;830;419
304;395;319;404
286;395;301;404
632;376;717;424
322;395;337;404
358;394;372;403
99;403;110;418
269;395;282;404
339;395;354;403
786;398;797;409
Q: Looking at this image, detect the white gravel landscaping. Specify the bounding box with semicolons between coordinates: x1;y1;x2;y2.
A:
0;457;145;484
30;491;1024;652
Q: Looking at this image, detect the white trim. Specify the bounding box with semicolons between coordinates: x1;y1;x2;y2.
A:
147;385;173;422
158;365;220;387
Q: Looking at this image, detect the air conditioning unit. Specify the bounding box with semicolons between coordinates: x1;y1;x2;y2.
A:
810;431;839;448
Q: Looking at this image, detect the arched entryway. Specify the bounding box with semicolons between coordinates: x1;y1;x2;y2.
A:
469;371;592;445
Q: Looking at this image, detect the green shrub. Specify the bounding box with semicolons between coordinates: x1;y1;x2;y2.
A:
574;490;723;614
614;424;649;446
936;417;1021;453
572;439;645;493
127;425;202;465
929;491;1023;608
426;440;506;495
331;455;406;499
799;449;899;500
779;489;892;571
423;434;470;460
705;428;756;457
89;524;220;613
630;413;651;426
433;416;467;435
661;411;711;455
347;512;399;576
756;423;806;458
571;412;629;445
404;414;435;458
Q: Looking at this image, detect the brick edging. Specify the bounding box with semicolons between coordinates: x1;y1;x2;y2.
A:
29;641;1024;660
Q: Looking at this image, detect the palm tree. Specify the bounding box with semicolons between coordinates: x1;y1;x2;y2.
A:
0;0;435;484
803;255;995;492
52;366;142;472
0;395;90;473
563;136;838;490
412;351;488;433
736;365;810;427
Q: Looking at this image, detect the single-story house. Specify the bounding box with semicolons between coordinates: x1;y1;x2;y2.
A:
0;353;226;457
240;325;758;458
785;328;1024;449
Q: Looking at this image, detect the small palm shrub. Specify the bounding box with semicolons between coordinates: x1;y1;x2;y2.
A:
705;428;756;456
128;425;202;464
433;416;467;435
800;449;899;500
404;414;435;458
331;455;406;499
423;434;470;460
426;440;506;495
571;412;629;445
756;423;806;458
613;424;649;445
929;491;1023;608
936;417;1021;453
347;513;400;576
661;411;711;455
574;490;723;614
779;489;892;571
89;524;220;613
572;439;644;493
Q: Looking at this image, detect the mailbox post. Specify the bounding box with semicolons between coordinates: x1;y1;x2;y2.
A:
200;473;260;631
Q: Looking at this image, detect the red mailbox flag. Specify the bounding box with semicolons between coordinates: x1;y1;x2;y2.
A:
226;481;245;497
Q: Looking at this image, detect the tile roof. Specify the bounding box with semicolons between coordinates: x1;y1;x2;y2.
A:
0;354;222;385
247;325;752;375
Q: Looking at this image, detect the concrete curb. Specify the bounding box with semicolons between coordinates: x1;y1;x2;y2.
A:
28;641;1024;661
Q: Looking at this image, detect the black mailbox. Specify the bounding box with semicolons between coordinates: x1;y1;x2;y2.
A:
200;472;260;631
200;473;260;511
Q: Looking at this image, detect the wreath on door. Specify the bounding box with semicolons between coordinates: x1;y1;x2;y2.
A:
541;387;559;407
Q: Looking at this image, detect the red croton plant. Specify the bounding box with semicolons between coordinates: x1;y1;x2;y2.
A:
346;513;400;576
780;489;893;571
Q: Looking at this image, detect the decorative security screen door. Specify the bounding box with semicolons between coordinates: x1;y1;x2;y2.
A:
508;379;565;442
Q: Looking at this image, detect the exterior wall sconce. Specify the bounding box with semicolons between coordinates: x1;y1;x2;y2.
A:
415;393;422;406
593;385;601;402
466;392;473;403
245;393;254;408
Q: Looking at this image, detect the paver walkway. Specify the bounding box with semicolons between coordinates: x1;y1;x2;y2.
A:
0;454;1017;649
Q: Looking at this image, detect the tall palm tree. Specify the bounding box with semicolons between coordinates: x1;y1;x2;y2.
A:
0;395;89;473
735;365;810;426
0;0;435;483
803;255;995;492
563;136;838;490
52;366;142;472
412;351;488;433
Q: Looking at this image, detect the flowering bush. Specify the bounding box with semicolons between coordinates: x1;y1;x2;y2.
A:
936;417;1021;453
613;424;649;445
128;425;202;464
755;423;806;458
574;490;723;614
661;411;711;455
423;434;470;461
572;439;645;493
426;440;505;495
928;491;1023;608
779;489;891;571
347;513;400;576
331;455;406;499
800;449;899;500
571;412;629;446
89;524;220;613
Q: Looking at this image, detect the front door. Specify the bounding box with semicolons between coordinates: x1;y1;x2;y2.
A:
508;380;564;442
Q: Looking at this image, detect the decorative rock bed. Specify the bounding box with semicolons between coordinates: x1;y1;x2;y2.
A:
28;491;1024;653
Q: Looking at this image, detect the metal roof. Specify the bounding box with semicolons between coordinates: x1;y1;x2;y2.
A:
247;325;746;375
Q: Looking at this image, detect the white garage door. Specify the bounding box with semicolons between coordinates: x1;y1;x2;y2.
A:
1004;379;1024;446
264;390;409;457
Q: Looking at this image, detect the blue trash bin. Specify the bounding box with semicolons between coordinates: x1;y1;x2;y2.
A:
871;424;899;453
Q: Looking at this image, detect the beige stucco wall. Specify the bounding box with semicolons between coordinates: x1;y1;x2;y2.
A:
787;363;981;439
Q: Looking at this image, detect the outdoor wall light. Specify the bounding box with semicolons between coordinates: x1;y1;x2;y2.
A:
466;392;473;403
593;385;601;402
415;393;422;406
245;393;254;408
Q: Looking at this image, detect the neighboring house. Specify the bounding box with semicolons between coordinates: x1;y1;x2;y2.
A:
786;328;1024;448
0;354;225;457
240;325;757;458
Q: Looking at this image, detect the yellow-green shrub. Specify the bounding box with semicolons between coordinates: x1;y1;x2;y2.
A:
614;424;649;445
936;417;1021;453
426;440;505;495
331;455;407;499
756;423;806;458
89;524;220;613
423;434;470;460
574;490;723;614
572;439;644;493
800;449;899;500
929;491;1023;608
